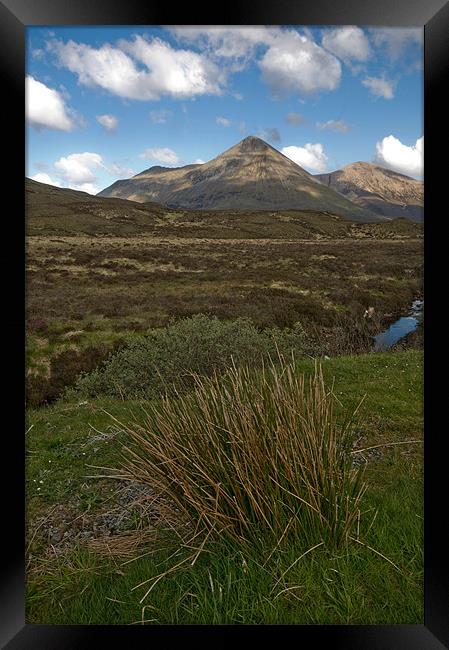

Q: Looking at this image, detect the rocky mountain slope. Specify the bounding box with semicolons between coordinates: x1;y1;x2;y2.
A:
98;136;383;222
315;162;423;222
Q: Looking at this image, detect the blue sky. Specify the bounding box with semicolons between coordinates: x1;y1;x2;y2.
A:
26;26;423;194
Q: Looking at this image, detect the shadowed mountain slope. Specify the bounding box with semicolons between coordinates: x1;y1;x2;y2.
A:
25;178;167;235
26;177;424;239
315;162;423;222
98;136;384;222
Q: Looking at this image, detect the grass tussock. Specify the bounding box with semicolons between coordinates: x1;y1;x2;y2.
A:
114;357;367;552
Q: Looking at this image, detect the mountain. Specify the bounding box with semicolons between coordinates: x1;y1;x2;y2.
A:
98;136;384;222
26;177;422;240
314;162;423;222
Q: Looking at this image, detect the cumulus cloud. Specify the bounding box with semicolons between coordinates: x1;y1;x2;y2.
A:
194;159;205;164
259;30;341;96
149;109;172;124
138;147;180;165
258;128;281;143
108;162;135;178
49;36;224;101
216;116;232;127
50;152;103;192
170;26;345;100
375;135;423;178
362;75;395;99
281;143;328;173
168;26;278;61
286;112;305;126
26;75;75;131
30;172;61;186
73;182;100;194
316;119;349;133
48;28;346;104
96;114;118;131
369;28;423;60
31;48;45;60
321;26;371;63
31;152;135;194
54;152;103;184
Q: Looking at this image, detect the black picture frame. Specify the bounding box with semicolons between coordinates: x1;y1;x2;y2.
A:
2;1;447;647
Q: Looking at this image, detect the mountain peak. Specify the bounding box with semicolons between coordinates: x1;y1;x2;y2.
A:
314;161;423;221
98;137;384;221
235;135;271;152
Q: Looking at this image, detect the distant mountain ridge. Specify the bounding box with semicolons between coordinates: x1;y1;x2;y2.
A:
314;162;423;222
26;177;423;240
98;136;384;222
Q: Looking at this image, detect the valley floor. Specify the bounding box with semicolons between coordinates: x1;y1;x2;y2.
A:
26;221;423;406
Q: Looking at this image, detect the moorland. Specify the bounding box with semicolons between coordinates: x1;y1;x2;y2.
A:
25;169;423;625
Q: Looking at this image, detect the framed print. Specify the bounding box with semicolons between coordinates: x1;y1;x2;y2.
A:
1;0;448;647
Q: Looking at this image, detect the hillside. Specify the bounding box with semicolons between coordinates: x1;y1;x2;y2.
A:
315;162;423;222
26;177;423;239
25;177;169;235
98;136;383;222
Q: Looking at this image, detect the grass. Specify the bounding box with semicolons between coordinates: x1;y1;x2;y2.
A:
26;231;422;405
26;350;423;625
25;184;423;624
28;491;423;625
112;358;366;549
26;181;423;407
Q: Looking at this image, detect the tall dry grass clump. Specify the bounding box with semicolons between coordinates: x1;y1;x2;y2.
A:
116;357;366;550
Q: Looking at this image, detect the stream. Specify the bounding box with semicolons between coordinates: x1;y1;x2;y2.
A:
373;299;423;352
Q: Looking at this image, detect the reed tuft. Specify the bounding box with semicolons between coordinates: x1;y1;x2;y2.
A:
117;356;366;551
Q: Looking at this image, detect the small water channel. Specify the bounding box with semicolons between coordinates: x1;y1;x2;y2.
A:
373;299;423;352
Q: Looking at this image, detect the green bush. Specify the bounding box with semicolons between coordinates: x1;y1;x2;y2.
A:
75;314;322;400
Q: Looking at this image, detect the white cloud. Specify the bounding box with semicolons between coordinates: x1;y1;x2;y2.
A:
321;26;371;63
194;159;205;164
26;75;74;131
375;135;423;178
369;28;423;60
286;112;305;126
71;182;100;194
258;128;281;143
168;26;278;60
31;152;132;195
30;172;61;186
216;116;232;127
31;48;45;60
49;36;224;101
53;152;104;194
362;75;395;99
281;143;328;173
259;30;341;96
139;147;180;165
96;114;118;131
149;109;172;124
316;119;349;133
108;163;135;178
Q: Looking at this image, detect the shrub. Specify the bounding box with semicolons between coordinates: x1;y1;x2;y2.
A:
26;341;125;407
116;358;366;549
75;314;322;400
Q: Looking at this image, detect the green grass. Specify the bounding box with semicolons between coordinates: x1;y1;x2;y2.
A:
26;350;423;625
28;493;422;625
